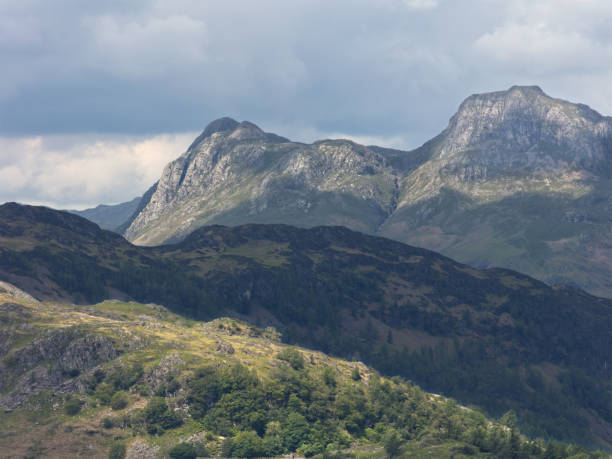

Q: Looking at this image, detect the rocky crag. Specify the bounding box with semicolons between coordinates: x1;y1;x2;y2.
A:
119;86;612;297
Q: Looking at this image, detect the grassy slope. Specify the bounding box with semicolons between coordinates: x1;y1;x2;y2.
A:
1;203;611;449
0;291;570;459
381;181;612;298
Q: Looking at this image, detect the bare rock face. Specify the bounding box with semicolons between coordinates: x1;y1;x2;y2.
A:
144;353;186;393
126;440;160;459
216;342;235;355
121;86;612;297
124;119;397;245
0;281;38;302
436;85;611;178
0;327;117;408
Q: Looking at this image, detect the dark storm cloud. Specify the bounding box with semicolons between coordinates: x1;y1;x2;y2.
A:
2;0;612;207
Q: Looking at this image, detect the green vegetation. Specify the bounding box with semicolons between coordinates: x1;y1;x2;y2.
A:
384;428;403;458
108;442;126;459
168;442;198;459
110;391;129;410
1;203;611;449
277;348;305;370
64;397;81;416
143;397;182;435
1;296;608;457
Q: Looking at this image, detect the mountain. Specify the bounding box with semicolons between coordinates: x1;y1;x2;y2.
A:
121;87;612;298
69;196;141;231
381;85;612;298
1;202;611;448
123;117;396;246
2;290;595;459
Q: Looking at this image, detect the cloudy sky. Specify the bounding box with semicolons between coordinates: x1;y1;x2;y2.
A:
2;0;612;209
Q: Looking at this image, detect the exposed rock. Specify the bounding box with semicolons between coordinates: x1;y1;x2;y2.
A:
119;87;612;297
216;342;235;355
144;353;186;392
0;328;117;408
0;281;38;302
123;119;396;245
134;314;165;329
126;439;160;459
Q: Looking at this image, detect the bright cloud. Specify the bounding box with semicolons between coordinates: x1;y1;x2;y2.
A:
0;133;195;209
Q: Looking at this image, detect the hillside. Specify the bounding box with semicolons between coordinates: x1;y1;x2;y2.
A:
380;85;612;299
114;87;612;298
1;202;611;449
69;197;141;231
0;288;605;458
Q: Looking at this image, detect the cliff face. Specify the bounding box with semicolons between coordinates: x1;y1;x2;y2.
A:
439;86;610;169
124;119;399;245
122;86;612;297
393;86;612;208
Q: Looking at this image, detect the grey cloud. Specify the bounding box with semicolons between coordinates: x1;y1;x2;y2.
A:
2;0;612;207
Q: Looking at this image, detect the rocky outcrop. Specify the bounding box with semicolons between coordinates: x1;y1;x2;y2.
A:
439;86;611;170
0;327;117;408
126;440;160;459
144;353;186;393
120;86;612;297
124;119;397;245
0;281;38;302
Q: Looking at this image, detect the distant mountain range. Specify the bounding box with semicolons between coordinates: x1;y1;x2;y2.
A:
1;202;611;448
80;86;612;297
68;197;141;231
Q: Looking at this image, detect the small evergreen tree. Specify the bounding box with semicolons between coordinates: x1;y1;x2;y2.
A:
110;391;129;410
383;429;403;458
230;431;264;458
168;442;197;459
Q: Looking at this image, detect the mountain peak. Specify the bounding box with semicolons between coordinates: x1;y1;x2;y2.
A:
201;117;239;137
508;84;545;95
228;120;267;141
187;117;239;150
188;118;283;151
438;85;611;168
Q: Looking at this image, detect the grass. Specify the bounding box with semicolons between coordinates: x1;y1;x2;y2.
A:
0;292;386;457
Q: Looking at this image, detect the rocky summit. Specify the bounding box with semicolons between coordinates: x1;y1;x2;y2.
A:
119;86;612;297
122;118;398;246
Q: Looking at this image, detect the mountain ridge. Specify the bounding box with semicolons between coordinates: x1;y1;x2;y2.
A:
1;202;611;447
113;85;612;298
68;196;141;231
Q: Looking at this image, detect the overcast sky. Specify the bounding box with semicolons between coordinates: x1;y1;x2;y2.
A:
2;0;612;209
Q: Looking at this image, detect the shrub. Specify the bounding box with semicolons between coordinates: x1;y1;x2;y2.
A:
144;397;182;434
383;429;403;458
102;417;114;429
351;367;361;381
106;362;143;390
230;431;264;458
110;391;129;410
64;397;81;416
108;442;126;459
96;382;116;405
282;412;310;451
277;348;305;370
322;366;337;387
168;442;197;459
